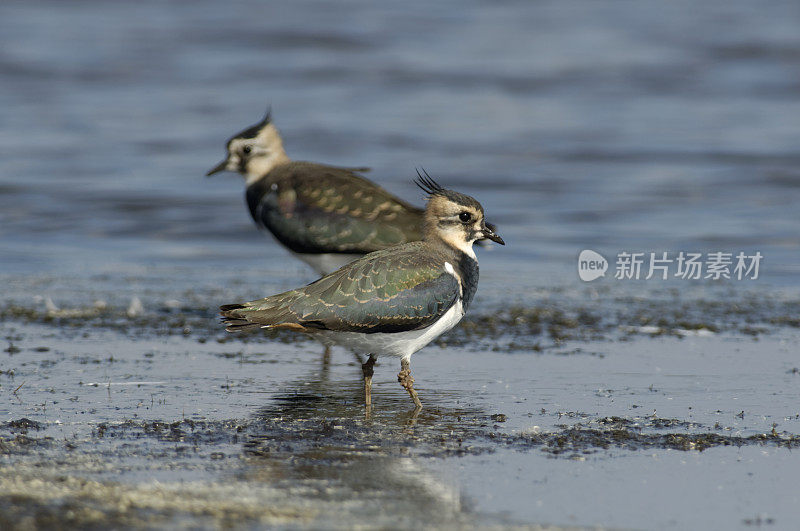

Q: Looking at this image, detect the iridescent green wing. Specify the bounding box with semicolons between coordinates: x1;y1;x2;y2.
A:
247;162;424;254
293;244;459;332
223;243;460;334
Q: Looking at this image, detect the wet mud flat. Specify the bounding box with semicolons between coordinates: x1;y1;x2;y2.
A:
2;289;800;530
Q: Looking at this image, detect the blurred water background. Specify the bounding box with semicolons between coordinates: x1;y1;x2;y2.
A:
1;0;798;303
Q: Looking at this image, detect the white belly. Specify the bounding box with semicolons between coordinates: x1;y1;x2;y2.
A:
315;299;465;361
257;225;362;276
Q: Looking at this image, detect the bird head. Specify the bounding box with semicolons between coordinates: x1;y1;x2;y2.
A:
206;107;289;182
415;169;505;254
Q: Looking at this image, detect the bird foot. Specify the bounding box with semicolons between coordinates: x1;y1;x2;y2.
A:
362;355;377;407
397;369;414;391
364;376;373;407
322;345;332;367
397;365;422;409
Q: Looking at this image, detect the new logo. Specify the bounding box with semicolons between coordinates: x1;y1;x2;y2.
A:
578;250;608;282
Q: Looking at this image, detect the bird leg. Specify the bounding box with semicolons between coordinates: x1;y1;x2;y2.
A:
322;345;331;367
397;358;422;409
362;354;377;407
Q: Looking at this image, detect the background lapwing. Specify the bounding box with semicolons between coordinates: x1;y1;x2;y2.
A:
207;109;425;276
220;171;504;409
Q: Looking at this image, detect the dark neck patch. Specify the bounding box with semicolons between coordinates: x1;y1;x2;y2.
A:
456;252;480;311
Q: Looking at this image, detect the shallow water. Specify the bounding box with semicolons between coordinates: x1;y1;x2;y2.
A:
1;0;800;529
2;312;800;529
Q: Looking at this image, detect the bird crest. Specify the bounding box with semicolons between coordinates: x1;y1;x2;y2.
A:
258;105;272;128
229;105;273;142
414;168;447;197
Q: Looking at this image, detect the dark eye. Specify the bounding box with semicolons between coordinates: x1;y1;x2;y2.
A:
242;145;252;155
459;212;472;223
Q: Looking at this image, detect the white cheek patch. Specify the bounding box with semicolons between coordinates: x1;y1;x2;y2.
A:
444;262;455;276
440;230;478;260
463;244;477;260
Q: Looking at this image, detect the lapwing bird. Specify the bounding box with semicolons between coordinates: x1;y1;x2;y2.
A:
220;172;504;409
207;109;425;276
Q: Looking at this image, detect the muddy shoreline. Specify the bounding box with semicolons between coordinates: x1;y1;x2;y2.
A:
3;290;800;528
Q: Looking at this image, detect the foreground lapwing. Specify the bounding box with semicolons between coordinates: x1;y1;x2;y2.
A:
207;109;425;276
220;171;504;409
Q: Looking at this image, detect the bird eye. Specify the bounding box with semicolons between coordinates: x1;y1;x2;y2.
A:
459;212;472;223
242;145;252;155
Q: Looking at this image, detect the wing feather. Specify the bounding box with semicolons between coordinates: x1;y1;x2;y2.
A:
220;243;460;334
246;162;424;254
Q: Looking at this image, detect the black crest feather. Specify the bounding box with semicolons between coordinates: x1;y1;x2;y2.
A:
228;105;273;143
414;168;446;197
259;105;272;127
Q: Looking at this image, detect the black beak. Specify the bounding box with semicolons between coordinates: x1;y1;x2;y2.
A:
481;223;505;245
206;159;230;177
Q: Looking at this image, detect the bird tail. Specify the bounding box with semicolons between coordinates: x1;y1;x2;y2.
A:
219;293;305;332
219;303;261;331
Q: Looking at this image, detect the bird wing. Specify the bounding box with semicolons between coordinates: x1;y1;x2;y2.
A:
221;243;461;334
246;162;424;254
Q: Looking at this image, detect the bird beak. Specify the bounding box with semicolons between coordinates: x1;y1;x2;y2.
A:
481;223;505;245
206;158;230;177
